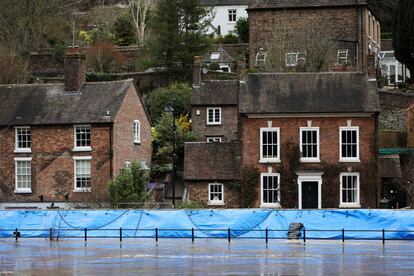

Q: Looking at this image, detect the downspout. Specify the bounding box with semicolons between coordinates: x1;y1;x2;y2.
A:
355;0;360;71
109;124;113;180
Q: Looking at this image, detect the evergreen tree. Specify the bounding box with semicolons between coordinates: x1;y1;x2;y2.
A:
151;0;212;80
392;0;414;79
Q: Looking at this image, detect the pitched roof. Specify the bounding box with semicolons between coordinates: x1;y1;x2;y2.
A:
200;0;249;6
248;0;368;10
184;142;240;180
192;80;239;106
0;79;134;126
239;72;380;114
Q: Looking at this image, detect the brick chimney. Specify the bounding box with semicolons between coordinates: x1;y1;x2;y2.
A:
237;56;246;81
192;56;201;87
64;46;85;92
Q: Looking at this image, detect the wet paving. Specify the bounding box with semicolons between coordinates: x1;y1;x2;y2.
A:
1;238;414;275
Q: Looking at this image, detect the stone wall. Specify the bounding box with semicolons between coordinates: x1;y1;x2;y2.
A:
379;90;414;131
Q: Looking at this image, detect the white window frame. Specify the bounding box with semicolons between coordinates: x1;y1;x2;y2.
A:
228;9;237;22
255;51;268;67
208;183;224;206
207;137;222;143
14;126;32;153
73;125;92;152
336;49;349;65
339;127;360;162
260;173;281;208
73;156;92;192
339;172;361;208
14;157;32;194
285;52;306;67
300;127;320;163
286;52;298;67
259;127;280;163
134;120;141;144
206;107;221;125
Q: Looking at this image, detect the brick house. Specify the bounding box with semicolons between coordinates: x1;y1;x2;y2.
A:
0;47;152;208
248;0;381;71
185;71;380;209
240;72;380;209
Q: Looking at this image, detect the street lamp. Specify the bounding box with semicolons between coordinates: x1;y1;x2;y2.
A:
164;104;176;208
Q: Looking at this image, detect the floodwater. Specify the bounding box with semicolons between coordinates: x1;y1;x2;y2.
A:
1;238;414;275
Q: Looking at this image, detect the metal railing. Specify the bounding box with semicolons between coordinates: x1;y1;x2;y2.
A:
2;228;414;244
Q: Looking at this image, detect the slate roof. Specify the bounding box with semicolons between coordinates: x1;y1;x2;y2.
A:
200;0;249;6
0;79;133;126
248;0;368;10
239;72;380;114
184;142;241;180
192;80;239;106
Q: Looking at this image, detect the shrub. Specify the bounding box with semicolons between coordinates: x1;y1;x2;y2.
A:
113;13;135;46
108;161;149;208
235;17;249;42
209;62;220;71
221;33;239;44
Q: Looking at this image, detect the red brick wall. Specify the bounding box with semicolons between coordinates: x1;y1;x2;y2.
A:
186;181;240;208
191;106;239;142
113;85;152;174
240;116;379;208
0;125;111;203
248;6;373;71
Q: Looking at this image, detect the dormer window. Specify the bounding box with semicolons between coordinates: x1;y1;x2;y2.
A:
15;127;31;153
74;125;91;151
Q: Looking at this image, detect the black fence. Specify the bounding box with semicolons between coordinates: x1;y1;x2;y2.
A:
2;228;414;244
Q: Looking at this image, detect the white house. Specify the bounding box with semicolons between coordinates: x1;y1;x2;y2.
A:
380;40;411;85
200;0;249;36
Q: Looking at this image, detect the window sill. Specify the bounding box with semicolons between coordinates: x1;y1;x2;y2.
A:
259;159;280;164
206;123;222;126
134;141;141;145
73;188;91;193
73;147;92;152
260;203;281;208
14;189;32;194
14;149;32;153
339;203;361;209
208;201;225;206
300;158;320;163
339;158;360;163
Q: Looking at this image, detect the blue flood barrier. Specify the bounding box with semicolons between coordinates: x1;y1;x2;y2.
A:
1;209;414;240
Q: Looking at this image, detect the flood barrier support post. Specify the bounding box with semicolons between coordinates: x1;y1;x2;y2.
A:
342;229;345;243
265;228;268;244
14;228;18;242
228;228;231;243
382;229;385;244
120;228;122;242
303;228;306;243
49;228;53;241
155;228;158;242
192;228;194;244
84;228;87;242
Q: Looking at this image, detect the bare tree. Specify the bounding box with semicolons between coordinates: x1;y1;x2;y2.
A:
262;16;335;72
0;48;28;84
127;0;157;46
0;0;86;54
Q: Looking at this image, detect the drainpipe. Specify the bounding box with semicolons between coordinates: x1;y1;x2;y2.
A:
109;124;113;179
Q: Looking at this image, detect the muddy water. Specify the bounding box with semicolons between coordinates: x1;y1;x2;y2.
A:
0;239;413;275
